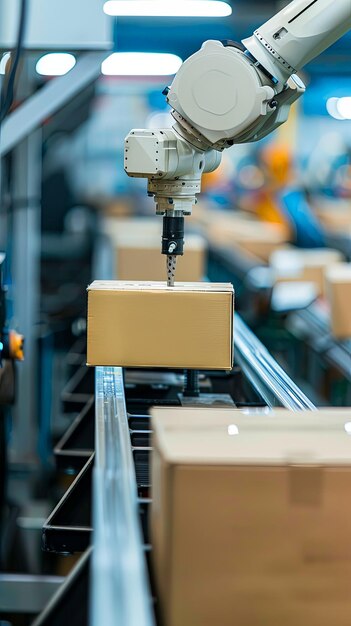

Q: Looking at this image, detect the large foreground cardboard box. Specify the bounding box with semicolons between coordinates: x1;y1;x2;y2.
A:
151;407;351;626
104;218;207;281
270;247;343;296
87;281;233;369
325;263;351;339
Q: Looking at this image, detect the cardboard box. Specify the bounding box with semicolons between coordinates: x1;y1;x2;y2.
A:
87;281;234;369
102;201;134;218
104;218;207;281
325;263;351;339
270;247;344;296
188;206;256;229
208;218;289;262
151;407;351;626
103;217;160;240
313;199;351;232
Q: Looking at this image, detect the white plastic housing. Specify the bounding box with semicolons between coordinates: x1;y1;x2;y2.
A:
124;128;220;180
243;0;351;84
167;40;275;148
124;129;194;179
124;128;221;214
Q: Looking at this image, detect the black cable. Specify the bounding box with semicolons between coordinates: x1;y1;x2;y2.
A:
0;0;28;124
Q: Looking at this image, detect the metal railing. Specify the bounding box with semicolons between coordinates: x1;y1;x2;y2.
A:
234;313;316;411
91;366;154;626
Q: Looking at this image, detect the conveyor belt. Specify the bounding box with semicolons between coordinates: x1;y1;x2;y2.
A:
34;313;316;625
235;314;316;411
287;301;351;380
90;313;315;626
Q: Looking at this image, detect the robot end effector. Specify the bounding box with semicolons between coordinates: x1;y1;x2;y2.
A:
124;0;351;284
124;128;220;283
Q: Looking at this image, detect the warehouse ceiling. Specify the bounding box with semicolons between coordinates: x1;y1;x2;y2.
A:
113;0;351;76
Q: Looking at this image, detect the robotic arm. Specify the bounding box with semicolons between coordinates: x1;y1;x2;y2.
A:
124;0;351;285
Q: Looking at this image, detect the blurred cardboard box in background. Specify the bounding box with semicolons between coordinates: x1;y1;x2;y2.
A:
325;263;351;339
270;247;344;296
207;217;289;262
104;218;207;281
313;199;351;233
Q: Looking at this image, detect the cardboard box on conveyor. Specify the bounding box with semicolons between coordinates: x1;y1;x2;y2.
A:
313;198;351;233
87;280;234;369
325;262;351;339
207;216;289;262
270;247;344;296
103;218;207;282
151;406;351;626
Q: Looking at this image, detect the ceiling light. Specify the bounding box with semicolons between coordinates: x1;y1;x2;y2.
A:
103;0;232;17
326;97;345;120
36;53;76;77
0;52;11;75
101;52;182;76
337;97;351;120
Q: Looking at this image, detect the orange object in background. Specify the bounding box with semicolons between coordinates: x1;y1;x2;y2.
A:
259;143;294;187
9;330;24;361
254;143;294;230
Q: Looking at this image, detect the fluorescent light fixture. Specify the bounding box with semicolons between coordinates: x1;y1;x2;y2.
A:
36;53;76;76
326;97;345;120
103;0;232;17
0;52;11;75
101;52;182;76
337;97;351;120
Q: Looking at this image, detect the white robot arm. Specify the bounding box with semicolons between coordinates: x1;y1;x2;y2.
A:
124;0;351;285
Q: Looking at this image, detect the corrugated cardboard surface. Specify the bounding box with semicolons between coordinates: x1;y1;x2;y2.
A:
325;263;351;339
87;281;233;369
151;408;351;626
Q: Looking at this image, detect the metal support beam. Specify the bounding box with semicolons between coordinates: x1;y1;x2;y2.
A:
10;128;41;461
0;574;64;613
0;52;106;157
